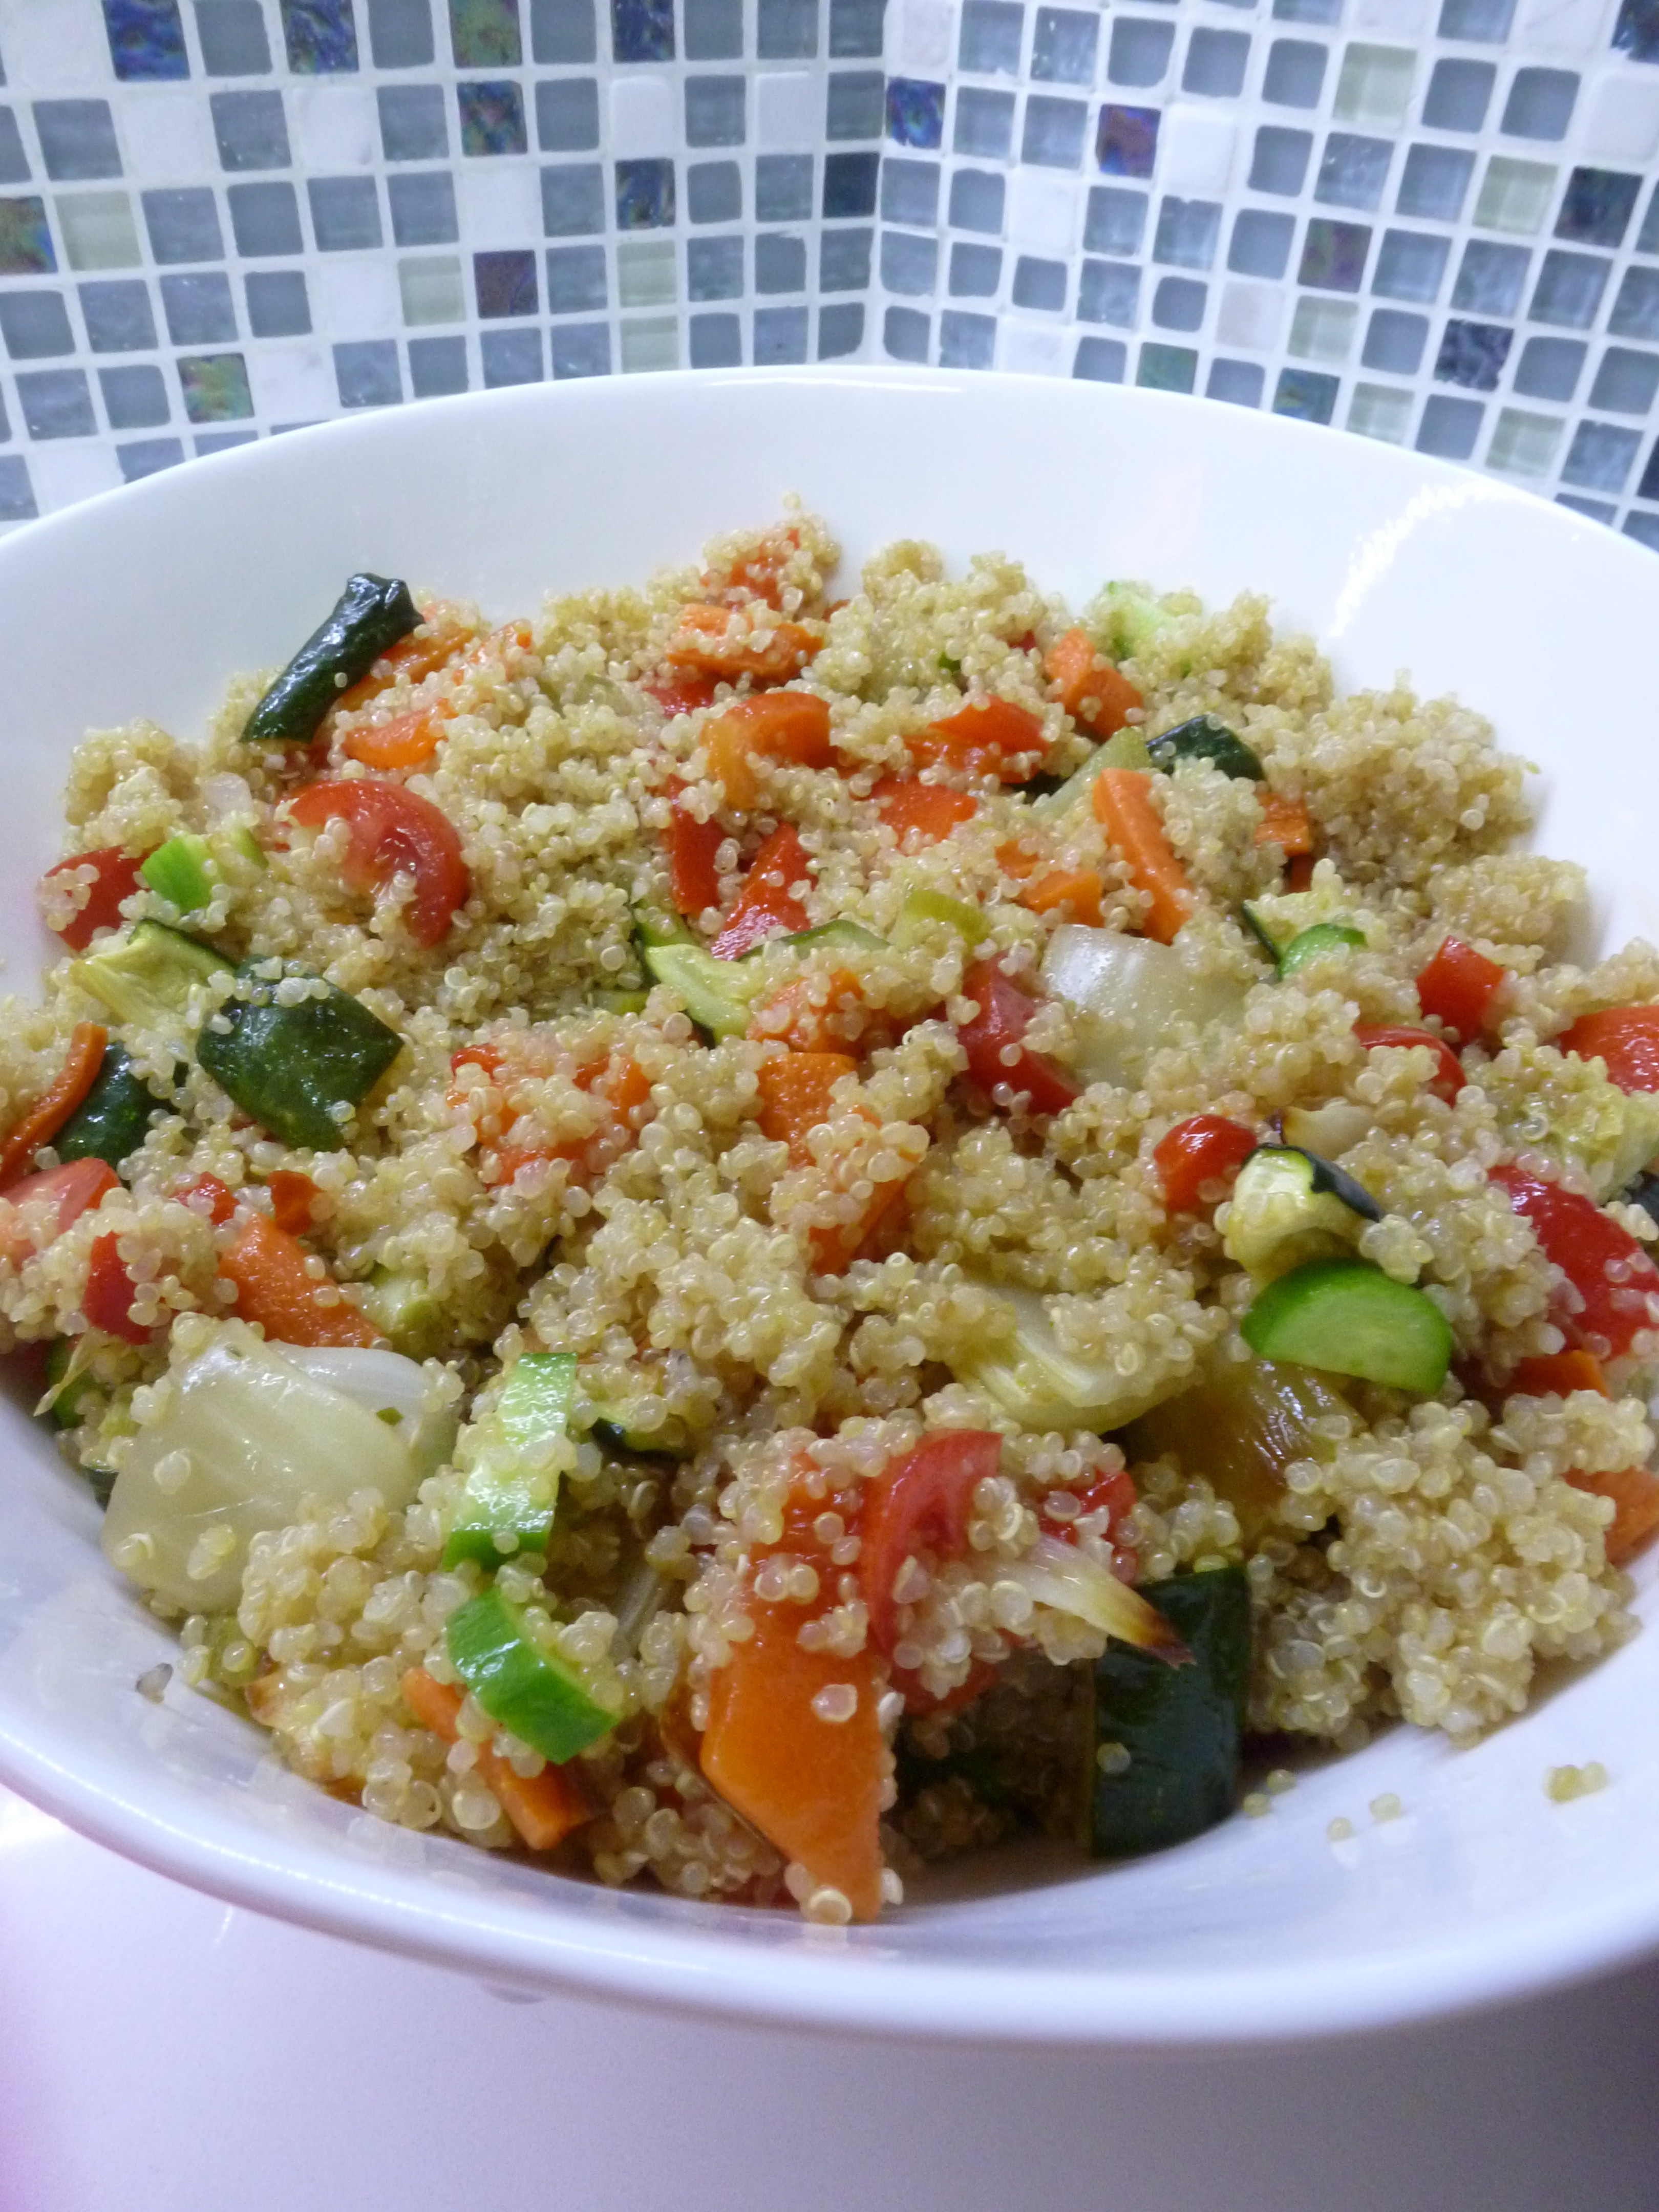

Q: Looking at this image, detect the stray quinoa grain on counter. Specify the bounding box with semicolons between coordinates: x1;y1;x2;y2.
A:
7;511;1658;1923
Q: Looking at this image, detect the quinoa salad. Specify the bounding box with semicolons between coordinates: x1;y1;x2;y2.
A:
5;510;1657;1926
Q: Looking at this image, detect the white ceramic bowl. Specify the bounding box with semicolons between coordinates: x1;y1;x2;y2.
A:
1;367;1656;2046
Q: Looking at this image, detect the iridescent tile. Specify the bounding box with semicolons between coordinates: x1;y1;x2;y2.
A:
1555;168;1641;250
103;0;189;81
1612;0;1659;63
615;157;675;228
611;0;674;61
1298;216;1370;290
1136;341;1196;391
1096;105;1159;179
451;0;523;65
474;246;538;313
1273;366;1339;422
886;79;946;148
459;80;528;155
0;197;56;274
1434;317;1512;391
280;0;360;70
178;352;254;422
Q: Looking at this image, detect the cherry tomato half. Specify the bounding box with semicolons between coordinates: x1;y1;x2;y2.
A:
287;779;469;949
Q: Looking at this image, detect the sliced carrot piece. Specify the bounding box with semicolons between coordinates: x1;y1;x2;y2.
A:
665;602;822;684
266;1169;322;1237
910;698;1047;782
703;525;801;610
0;1024;108;1191
1567;1466;1659;1564
1508;1351;1608;1398
1092;768;1196;944
704;692;833;811
1044;627;1142;738
749;969;874;1054
219;1208;384;1349
872;777;977;844
342;706;443;771
756;1051;858;1163
1255;790;1314;856
1016;866;1106;927
331;621;470;715
400;1667;593;1852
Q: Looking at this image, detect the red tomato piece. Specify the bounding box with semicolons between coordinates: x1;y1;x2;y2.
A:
1557;1006;1659;1095
40;847;147;953
954;960;1080;1118
1508;1350;1607;1398
871;776;977;845
710;823;812;959
911;699;1049;782
175;1172;239;1225
665;788;725;918
0;1158;119;1266
1416;937;1506;1044
84;1231;150;1344
641;672;718;717
286;779;469;949
1040;1466;1138;1568
1491;1164;1659;1359
1353;1023;1466;1103
860;1430;1004;1656
266;1169;321;1237
1153;1114;1258;1212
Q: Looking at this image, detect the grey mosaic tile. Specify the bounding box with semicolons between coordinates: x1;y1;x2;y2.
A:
758;0;818;58
484;325;546;380
35;101;121;183
1610;267;1659;341
818;300;864;352
1500;67;1576;143
0;455;37;520
0;290;73;358
118;439;185;479
1263;39;1325;109
880;227;937;292
1556;169;1641;251
955;87;1016;157
1438;0;1514;39
756;302;810;358
686;74;746;144
99;361;168;428
18;367;96;438
245;267;310;332
1109;19;1175;89
1073;333;1128;379
537;79;601;151
1251;125;1312;195
939;306;994;364
1316;133;1392;211
546;238;609;306
1530;249;1611;330
1397;144;1473;222
196;2;274;74
950;239;1001;292
1514;334;1585;400
1423;57;1494;132
1083;184;1144;256
228;180;303;255
369;0;438;67
1183;28;1249;99
1013;252;1066;307
408;332;468;394
1561;419;1640;493
388;170;458;244
820;225;870;286
1154;196;1220;268
757;154;813;220
756;231;807;289
1139;342;1197;392
1417;391;1482;456
683;0;741;58
1229;207;1293;276
960;2;1025;77
0;111;27;187
541;161;606;232
1589;347;1659;415
881;157;938;225
309;176;382;251
822;151;876;215
1079;256;1140;324
1020;93;1088;167
1153;273;1205;328
161;270;237;342
1208;356;1264;402
142;188;223;263
1030;9;1096;86
689;309;741;362
210;90;291;170
1363;305;1426;371
826;70;884;137
1451;239;1527;314
378;85;449;159
78;279;157;351
828;0;882;56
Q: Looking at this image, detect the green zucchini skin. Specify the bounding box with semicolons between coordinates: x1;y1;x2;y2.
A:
1147;715;1265;783
241;574;420;749
195;962;403;1151
1086;1565;1252;1858
1240;1256;1454;1393
1248;1143;1382;1224
53;1044;174;1169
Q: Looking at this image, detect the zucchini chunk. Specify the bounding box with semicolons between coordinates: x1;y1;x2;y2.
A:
777;919;886;955
358;1266;449;1360
70;920;230;1036
445;1584;615;1764
1223;1144;1380;1283
1241;1258;1453;1394
195;961;403;1151
1146;715;1264;782
1086;1565;1252;1859
442;1352;577;1569
891;887;989;947
139;827;266;917
1277;923;1367;978
242;573;421;750
1027;728;1151;822
53;1043;175;1169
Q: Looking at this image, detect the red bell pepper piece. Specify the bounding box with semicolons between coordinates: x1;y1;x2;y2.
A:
955;960;1080;1117
1153;1114;1258;1212
1557;1006;1659;1095
40;847;147;953
1416;937;1506;1044
859;1430;1004;1657
1353;1023;1465;1103
84;1231;150;1343
0;1158;119;1267
664;788;725;919
710;824;812;959
1491;1164;1659;1359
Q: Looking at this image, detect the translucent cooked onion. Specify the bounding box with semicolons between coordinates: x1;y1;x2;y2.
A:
1040;925;1242;1089
1002;1536;1187;1659
280;1345;458;1476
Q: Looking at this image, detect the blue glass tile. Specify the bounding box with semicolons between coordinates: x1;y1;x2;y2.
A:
1316;134;1391;211
369;0;437;66
484;326;546;381
18;369;96;439
0;199;56;275
1610;268;1659;341
103;1;189;81
0;456;36;519
1097;105;1159;179
1396;145;1472;221
34;102;121;183
887;79;946;149
1154;197;1220;269
0;112;27;187
828;0;882;56
1423;58;1494;132
537;79;600;151
683;0;739;56
177;351;252;419
1452;240;1528;314
1032;8;1097;84
118;438;185;478
1183;28;1249;97
1530;250;1611;330
940;307;995;367
1590;348;1659;414
1138;342;1197;392
1625;512;1659;551
1275;0;1341;20
1363;306;1426;371
1263;39;1325;108
1557;169;1641;250
450;0;522;63
1560;494;1615;524
1074;334;1127;380
829;71;885;138
1513;335;1584;399
1613;0;1659;60
881;229;937;292
955;89;1015;158
756;231;806;290
210;91;291;169
1274;366;1338;421
194;430;257;455
245;267;310;332
951;169;1004;235
960;2;1024;76
228;180;303;253
1416;393;1482;457
686;76;746;146
309;175;381;248
1013;253;1067;309
611;0;673;58
758;0;818;58
1372;228;1449;301
950;240;1001;293
161;269;236;341
549;240;609;306
1299;217;1369;289
143;188;223;262
1250;126;1312;196
1079;256;1140;324
379;85;448;159
690;159;742;221
79;280;156;351
542;162;606;232
404;333;464;396
690;310;741;364
757;154;812;220
1642;440;1659;499
1501;68;1576;142
1229;208;1292;276
475;246;538;312
882;159;939;226
616;157;674;228
820;226;870;288
1209;357;1265;404
0;292;72;357
1153;273;1205;328
1086;185;1144;256
1438;0;1513;35
1435;317;1511;389
1560;419;1640;493
282;1;359;68
1109;19;1174;87
884;304;929;359
459;82;528;155
388;171;458;244
756;303;810;362
1022;93;1088;167
819;301;864;355
824;151;876;216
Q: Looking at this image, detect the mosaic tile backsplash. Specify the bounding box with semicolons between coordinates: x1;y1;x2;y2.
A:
0;0;1655;544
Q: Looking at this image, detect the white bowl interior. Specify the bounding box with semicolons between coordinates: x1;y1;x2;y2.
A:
1;367;1657;2045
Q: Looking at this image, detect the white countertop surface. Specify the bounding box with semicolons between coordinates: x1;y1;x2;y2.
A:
4;1780;1658;2212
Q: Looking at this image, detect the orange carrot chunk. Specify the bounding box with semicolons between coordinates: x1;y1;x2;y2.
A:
266;1169;322;1237
665;602;823;685
871;776;977;844
704;691;833;812
1566;1466;1659;1564
910;698;1047;782
1508;1351;1608;1398
1092;768;1196;944
749;971;871;1055
1015;866;1106;927
1255;790;1314;856
0;1023;109;1191
399;1668;593;1852
756;1051;859;1163
342;706;443;771
219;1207;385;1349
1044;627;1142;738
